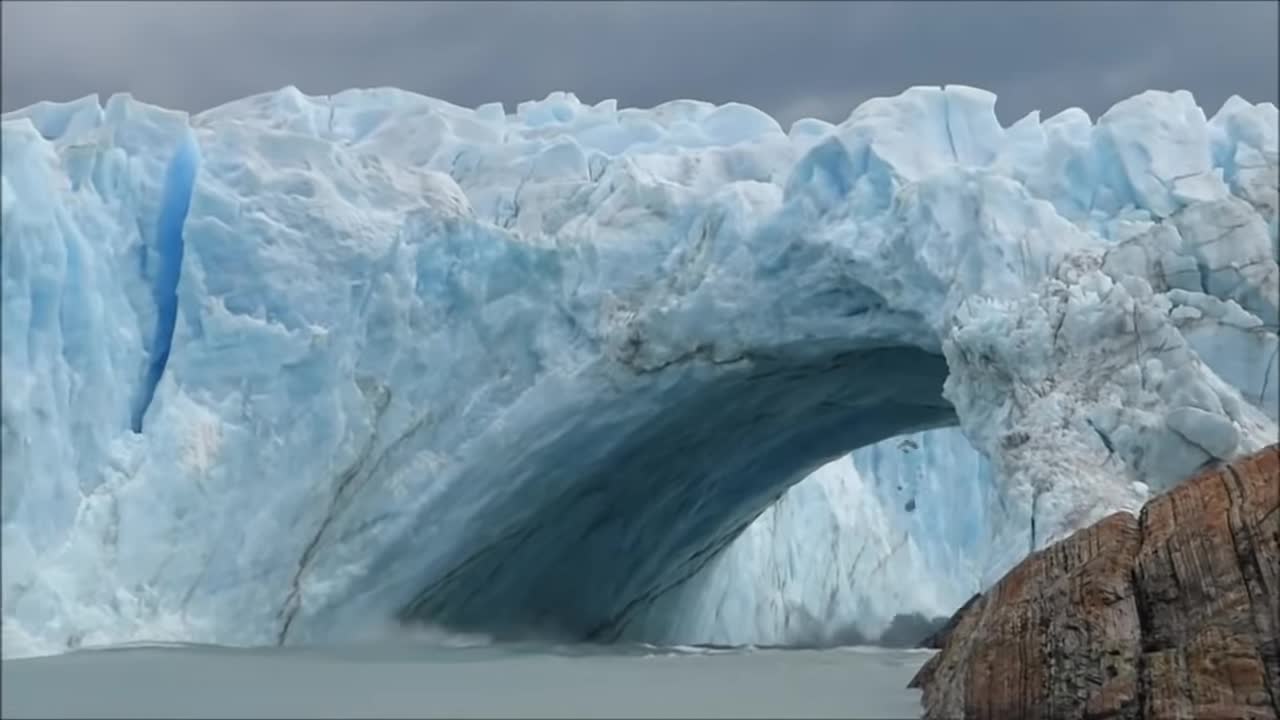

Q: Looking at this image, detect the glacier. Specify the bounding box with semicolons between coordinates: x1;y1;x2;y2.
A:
1;84;1276;658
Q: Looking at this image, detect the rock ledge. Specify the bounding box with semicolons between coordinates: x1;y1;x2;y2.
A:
911;445;1279;720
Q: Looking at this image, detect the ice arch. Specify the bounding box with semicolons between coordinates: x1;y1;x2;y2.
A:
1;84;1275;657
395;346;955;642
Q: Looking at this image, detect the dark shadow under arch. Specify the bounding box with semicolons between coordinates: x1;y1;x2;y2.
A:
399;346;957;642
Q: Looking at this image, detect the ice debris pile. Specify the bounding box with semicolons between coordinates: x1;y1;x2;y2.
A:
1;84;1276;658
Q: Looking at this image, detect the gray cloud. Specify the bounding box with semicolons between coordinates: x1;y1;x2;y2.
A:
2;1;1276;128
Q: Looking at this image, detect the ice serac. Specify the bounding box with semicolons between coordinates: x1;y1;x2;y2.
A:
1;84;1276;658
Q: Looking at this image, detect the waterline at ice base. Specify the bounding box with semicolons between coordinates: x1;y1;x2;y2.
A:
2;83;1276;659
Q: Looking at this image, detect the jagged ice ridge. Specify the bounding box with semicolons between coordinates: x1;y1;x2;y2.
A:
1;83;1276;658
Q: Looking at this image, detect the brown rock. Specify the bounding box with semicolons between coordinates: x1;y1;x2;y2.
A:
912;445;1280;720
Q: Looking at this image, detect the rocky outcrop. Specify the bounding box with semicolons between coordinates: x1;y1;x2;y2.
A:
910;445;1280;720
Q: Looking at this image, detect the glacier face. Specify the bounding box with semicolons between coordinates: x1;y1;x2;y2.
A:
624;428;1008;647
1;84;1276;658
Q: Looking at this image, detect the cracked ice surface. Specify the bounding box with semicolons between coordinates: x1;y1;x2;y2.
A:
1;84;1276;657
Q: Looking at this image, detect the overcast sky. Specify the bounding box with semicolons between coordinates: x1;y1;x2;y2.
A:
2;1;1276;127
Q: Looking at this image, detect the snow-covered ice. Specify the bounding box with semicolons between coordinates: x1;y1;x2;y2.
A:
1;84;1276;658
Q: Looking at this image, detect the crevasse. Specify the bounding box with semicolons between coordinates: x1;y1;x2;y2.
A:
1;84;1276;658
132;130;201;432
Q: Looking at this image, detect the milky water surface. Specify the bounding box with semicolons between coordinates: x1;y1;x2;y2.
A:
1;641;932;718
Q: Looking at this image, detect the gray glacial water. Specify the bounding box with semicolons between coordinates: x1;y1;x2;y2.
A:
1;641;932;718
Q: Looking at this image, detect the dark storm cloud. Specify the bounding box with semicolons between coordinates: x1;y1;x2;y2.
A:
2;1;1276;127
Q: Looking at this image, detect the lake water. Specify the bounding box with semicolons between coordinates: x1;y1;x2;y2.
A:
1;641;933;718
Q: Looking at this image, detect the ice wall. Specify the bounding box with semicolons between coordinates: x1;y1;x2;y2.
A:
626;428;1005;647
1;85;1275;658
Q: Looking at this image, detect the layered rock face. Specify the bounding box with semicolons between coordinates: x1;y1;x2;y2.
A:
911;444;1280;720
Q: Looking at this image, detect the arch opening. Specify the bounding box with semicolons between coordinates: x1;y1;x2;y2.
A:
398;346;956;643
